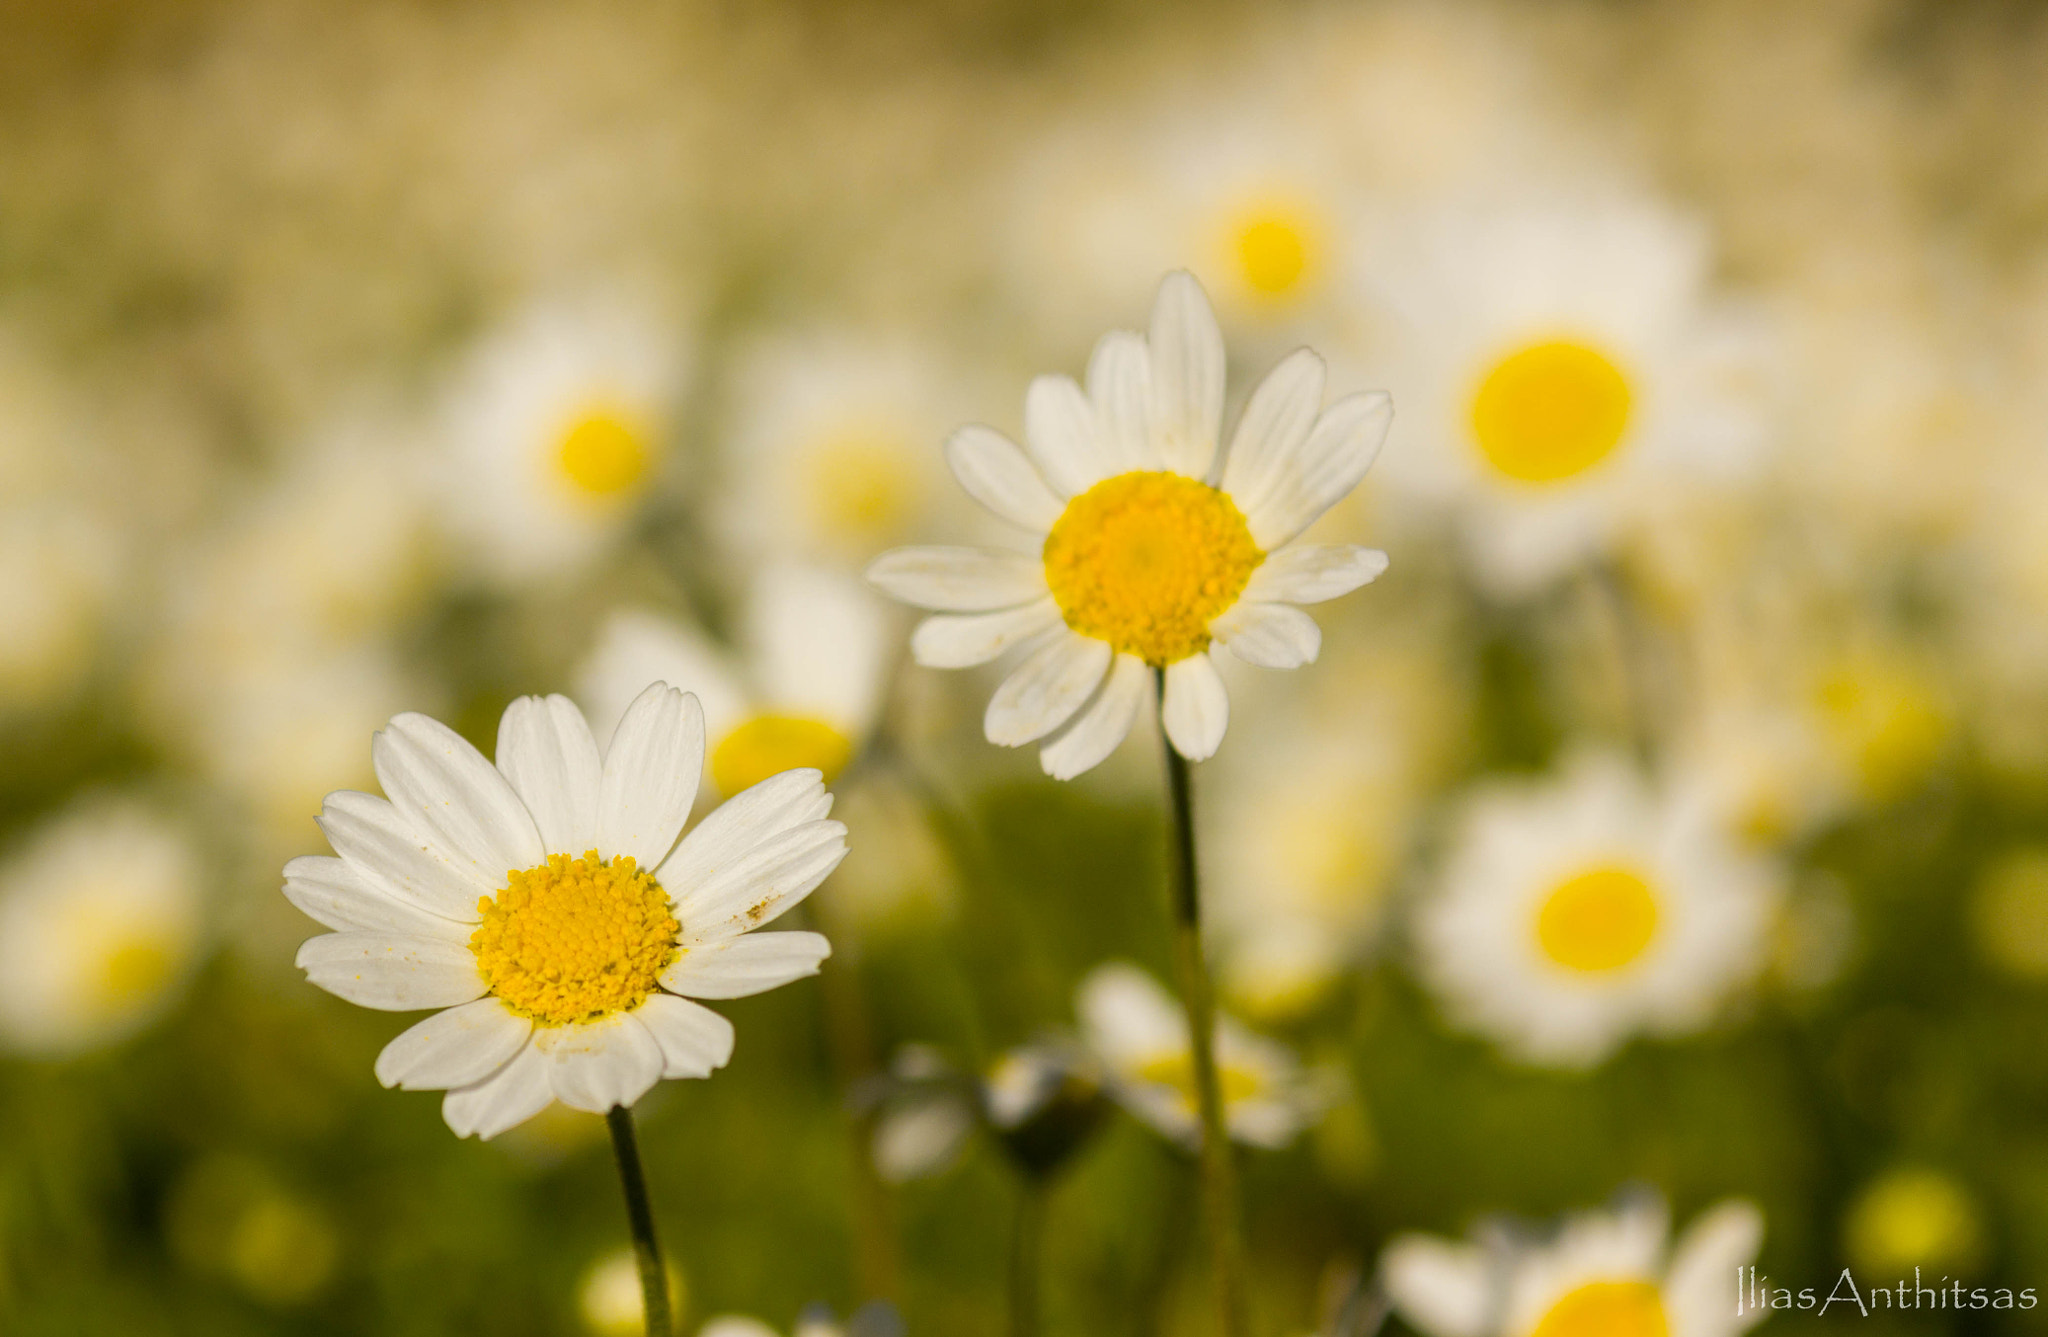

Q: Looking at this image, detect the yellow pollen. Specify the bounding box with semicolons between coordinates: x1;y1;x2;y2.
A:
711;714;854;797
1043;470;1263;666
558;410;653;498
1536;865;1660;973
1528;1281;1669;1337
1136;1051;1266;1106
470;851;677;1026
804;432;925;545
1234;211;1315;298
1472;340;1633;484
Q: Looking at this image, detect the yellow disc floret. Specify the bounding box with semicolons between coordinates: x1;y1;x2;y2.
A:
1137;1051;1267;1107
1536;865;1660;973
711;714;855;797
1043;470;1263;666
558;410;653;498
1529;1281;1669;1337
1472;339;1632;484
470;851;678;1026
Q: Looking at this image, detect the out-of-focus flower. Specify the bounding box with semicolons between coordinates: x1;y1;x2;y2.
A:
1414;752;1780;1068
1382;1194;1763;1337
1843;1167;1983;1276
578;1246;687;1337
287;685;843;1139
1078;961;1320;1150
576;565;890;800
437;297;688;586
1972;847;2048;979
164;1154;340;1308
868;271;1390;775
868;1040;1110;1184
0;509;122;712
701;1304;901;1337
0;796;206;1056
1369;191;1770;595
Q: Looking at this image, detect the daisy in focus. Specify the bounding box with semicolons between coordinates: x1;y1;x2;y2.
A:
285;684;844;1139
867;270;1391;776
1078;961;1320;1151
1382;1193;1764;1337
1412;752;1780;1068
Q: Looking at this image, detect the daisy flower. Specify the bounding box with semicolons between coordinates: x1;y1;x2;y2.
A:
438;298;687;586
1412;752;1780;1068
1078;961;1319;1151
575;565;889;801
866;270;1391;776
0;797;206;1056
286;683;844;1139
1382;1193;1763;1337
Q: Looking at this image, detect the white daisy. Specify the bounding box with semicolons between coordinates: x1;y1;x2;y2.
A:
866;270;1392;776
0;797;206;1056
1383;1194;1763;1337
1413;752;1780;1068
1369;192;1770;595
438;297;687;586
575;564;889;801
1077;961;1318;1151
286;683;844;1139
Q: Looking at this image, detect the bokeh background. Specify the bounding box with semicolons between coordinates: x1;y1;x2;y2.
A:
5;0;2048;1332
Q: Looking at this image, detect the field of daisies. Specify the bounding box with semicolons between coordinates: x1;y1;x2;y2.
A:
7;0;2048;1334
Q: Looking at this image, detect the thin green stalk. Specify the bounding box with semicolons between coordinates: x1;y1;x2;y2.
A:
1156;670;1249;1337
1009;1176;1046;1337
606;1106;673;1337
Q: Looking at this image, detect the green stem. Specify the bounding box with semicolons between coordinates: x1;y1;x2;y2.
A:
1157;672;1250;1337
1009;1176;1046;1337
606;1106;673;1337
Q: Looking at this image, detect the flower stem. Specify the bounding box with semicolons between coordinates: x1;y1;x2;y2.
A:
1157;672;1249;1337
1009;1176;1046;1337
606;1105;673;1337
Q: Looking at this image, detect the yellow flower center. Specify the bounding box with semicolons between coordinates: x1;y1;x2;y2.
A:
1528;1281;1669;1337
803;431;925;548
1042;470;1263;666
1816;663;1947;802
1230;204;1322;300
710;713;855;797
99;939;174;1009
1535;865;1660;973
1472;340;1633;484
1136;1051;1267;1106
558;410;654;498
470;852;678;1026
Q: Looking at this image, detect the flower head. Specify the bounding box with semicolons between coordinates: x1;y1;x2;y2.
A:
868;271;1391;776
286;684;844;1138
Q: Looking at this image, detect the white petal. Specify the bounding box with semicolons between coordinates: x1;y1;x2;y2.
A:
495;694;603;856
944;424;1063;531
748;564;889;737
375;997;533;1091
539;1013;666;1112
295;932;486;1011
598;684;705;869
1211;602;1321;669
1039;653;1148;779
1666;1200;1765;1337
660;931;831;999
1148;271;1226;479
1243;390;1393;549
866;547;1048;612
635;994;737;1078
1380;1236;1493;1337
984;631;1113;747
319;790;491;920
282;854;469;938
442;1041;553;1140
657;767;833;892
1087;329;1154;472
1240;545;1389;604
1024;373;1106;497
373;713;545;890
671;819;848;945
1161;654;1229;761
910;599;1061;669
1219;348;1326;513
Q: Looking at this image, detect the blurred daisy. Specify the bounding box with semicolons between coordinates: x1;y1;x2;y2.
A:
578;1246;687;1337
1383;1194;1763;1337
576;565;889;800
0;507;121;711
1414;752;1780;1068
287;684;844;1139
868;1040;1108;1184
1078;961;1319;1150
867;270;1391;776
438;298;687;585
0;797;206;1056
701;1305;900;1337
1371;193;1769;595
